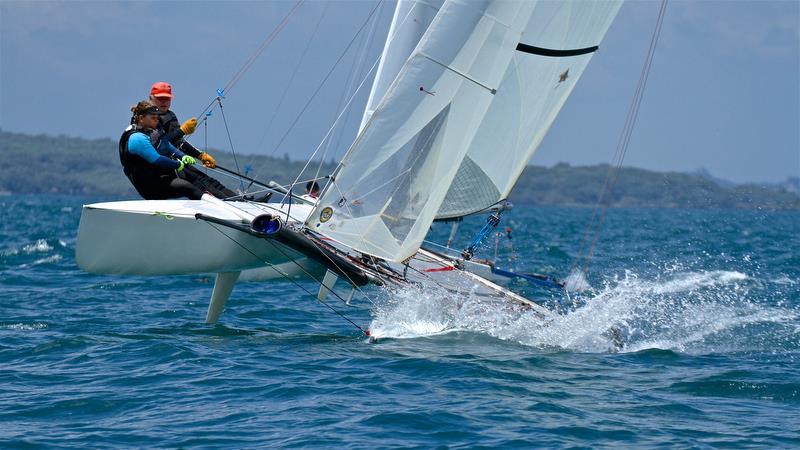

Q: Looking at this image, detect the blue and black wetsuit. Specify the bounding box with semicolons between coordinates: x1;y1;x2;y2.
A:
119;126;204;200
157;111;238;199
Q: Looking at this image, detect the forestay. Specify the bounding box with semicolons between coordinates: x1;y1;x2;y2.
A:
436;0;622;219
308;0;536;263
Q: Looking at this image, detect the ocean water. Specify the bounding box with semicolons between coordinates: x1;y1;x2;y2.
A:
1;195;798;448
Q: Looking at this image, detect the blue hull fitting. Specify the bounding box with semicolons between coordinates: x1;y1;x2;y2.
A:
490;266;564;290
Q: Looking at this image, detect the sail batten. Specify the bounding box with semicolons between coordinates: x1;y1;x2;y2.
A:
418;52;498;94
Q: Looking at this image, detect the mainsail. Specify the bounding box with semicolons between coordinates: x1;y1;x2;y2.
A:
307;0;537;263
358;0;445;134
308;0;622;263
436;0;622;219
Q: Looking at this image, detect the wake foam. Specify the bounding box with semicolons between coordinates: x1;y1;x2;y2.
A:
23;254;63;267
2;239;60;257
23;239;53;253
0;322;48;331
564;268;592;292
369;268;799;354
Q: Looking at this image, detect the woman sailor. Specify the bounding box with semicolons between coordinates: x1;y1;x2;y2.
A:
118;100;203;200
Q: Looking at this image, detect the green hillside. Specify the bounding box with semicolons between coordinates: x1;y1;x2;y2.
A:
1;130;798;209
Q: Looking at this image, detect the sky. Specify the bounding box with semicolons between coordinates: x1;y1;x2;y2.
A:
1;0;798;184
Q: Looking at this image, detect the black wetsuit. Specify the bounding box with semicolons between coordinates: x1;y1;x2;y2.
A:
157;112;238;199
119;126;204;200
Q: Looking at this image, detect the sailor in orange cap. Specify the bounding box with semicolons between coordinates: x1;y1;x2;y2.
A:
149;81;238;199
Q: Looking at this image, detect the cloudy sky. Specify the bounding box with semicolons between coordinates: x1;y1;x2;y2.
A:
1;0;798;183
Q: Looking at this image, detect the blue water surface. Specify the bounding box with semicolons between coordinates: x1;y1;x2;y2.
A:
1;195;798;448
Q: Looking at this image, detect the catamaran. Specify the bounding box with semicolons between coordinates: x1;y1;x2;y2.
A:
76;0;623;326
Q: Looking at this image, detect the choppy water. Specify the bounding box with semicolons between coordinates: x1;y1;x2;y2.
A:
1;195;798;448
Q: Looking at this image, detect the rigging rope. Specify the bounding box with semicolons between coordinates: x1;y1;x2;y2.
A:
303;0;442;211
309;0;424;188
176;0;306;195
283;49;383;205
326;0;385;160
462;212;502;260
301;233;383;305
193;195;380;309
270;0;385;164
572;0;668;278
202;220;369;335
224;0;306;96
278;0;387;204
216;98;245;193
255;1;330;152
195;0;306;121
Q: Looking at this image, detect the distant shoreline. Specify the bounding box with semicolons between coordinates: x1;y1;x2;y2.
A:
1;130;798;209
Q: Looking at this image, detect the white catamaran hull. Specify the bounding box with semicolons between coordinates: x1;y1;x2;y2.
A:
76;199;321;277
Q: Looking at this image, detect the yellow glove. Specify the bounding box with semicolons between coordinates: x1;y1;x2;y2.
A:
199;152;217;168
180;117;198;135
181;155;196;166
176;160;185;172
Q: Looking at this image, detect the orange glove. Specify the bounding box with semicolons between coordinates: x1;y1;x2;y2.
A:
199;152;217;168
180;117;198;135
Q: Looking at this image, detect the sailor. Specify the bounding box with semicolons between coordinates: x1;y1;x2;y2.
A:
302;180;320;202
119;100;204;200
149;81;239;199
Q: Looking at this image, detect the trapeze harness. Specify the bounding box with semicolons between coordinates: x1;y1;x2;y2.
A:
118;126;202;200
